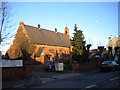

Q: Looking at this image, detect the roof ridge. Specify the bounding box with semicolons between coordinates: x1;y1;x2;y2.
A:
23;24;71;47
24;24;63;34
24;24;38;29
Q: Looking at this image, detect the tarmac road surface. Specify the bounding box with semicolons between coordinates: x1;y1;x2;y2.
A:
22;68;120;88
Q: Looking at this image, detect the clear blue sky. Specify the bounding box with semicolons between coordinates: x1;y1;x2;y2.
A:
1;2;118;54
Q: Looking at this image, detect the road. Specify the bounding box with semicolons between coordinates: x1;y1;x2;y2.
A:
23;69;120;88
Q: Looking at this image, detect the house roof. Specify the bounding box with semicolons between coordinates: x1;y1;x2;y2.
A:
24;24;71;47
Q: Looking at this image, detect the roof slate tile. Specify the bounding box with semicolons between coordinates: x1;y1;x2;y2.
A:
24;25;71;47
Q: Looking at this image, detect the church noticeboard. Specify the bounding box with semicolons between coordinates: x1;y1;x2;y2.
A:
0;60;23;67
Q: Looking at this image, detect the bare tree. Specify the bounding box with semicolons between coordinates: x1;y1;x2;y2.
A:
0;1;15;55
0;1;14;44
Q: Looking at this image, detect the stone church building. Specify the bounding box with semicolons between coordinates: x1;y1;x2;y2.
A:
6;22;71;64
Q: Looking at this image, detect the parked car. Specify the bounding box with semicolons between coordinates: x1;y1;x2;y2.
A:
44;61;55;71
99;61;119;71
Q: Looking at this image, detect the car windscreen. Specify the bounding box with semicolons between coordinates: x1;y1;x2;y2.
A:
111;61;117;65
102;61;112;64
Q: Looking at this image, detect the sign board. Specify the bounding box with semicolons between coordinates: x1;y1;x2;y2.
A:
0;60;23;67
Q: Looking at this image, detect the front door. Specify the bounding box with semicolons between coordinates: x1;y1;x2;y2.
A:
44;54;50;63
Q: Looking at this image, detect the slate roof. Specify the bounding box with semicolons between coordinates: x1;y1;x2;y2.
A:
24;25;71;47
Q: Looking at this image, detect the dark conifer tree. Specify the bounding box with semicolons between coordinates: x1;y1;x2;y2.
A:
71;24;84;55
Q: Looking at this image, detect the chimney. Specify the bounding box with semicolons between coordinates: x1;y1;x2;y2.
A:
108;37;112;42
55;28;57;33
38;24;40;29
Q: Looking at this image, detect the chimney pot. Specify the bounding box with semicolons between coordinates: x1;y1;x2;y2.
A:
55;28;57;33
38;24;40;29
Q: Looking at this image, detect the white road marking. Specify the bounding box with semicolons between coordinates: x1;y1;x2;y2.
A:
13;85;24;88
84;76;120;89
109;77;119;81
85;84;96;88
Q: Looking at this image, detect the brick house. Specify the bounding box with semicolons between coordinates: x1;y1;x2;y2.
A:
106;37;120;50
6;22;71;64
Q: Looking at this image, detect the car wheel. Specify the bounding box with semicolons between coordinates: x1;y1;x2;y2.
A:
52;68;55;72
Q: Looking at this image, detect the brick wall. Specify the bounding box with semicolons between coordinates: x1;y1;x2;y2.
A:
6;24;71;64
72;62;99;72
31;45;71;64
2;65;32;80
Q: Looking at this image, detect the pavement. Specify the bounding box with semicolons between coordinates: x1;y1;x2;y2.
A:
2;67;82;89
